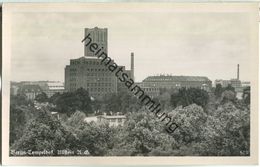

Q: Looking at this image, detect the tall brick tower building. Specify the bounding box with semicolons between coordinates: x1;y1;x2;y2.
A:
84;27;108;57
65;27;134;99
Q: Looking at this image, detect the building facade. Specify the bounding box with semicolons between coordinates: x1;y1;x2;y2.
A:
215;79;231;87
230;79;242;91
84;113;126;127
11;81;65;98
97;114;126;127
241;81;250;87
140;75;212;93
45;82;65;97
65;56;118;98
136;82;160;98
84;27;107;57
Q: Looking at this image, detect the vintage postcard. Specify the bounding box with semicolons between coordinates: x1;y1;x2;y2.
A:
1;2;259;165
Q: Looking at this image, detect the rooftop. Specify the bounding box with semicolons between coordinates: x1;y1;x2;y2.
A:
98;115;126;119
19;84;42;92
143;75;211;82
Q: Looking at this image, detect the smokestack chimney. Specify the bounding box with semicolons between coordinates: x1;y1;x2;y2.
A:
131;52;134;81
237;64;239;80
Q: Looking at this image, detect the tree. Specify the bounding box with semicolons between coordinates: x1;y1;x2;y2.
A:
100;92;141;114
53;88;93;116
35;92;48;103
170;88;209;109
10;106;26;144
168;104;208;150
78;122;117;156
214;84;223;98
225;84;235;92
10;94;32;106
154;91;172;110
49;92;61;104
11;109;80;155
64;111;86;136
221;90;236;104
202;102;250;155
101;93;121;113
242;86;250;106
108;110;177;156
10;94;36;144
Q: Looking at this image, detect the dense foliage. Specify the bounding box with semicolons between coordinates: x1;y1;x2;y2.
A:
170;88;209;108
10;87;250;156
35;92;48;103
11;109;81;155
51;88;93;116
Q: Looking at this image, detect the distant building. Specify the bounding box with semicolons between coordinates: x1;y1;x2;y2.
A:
117;53;134;93
215;79;242;90
230;79;242;91
65;27;133;99
18;84;42;100
241;81;250;87
215;64;248;100
84;116;98;123
84;27;107;57
65;56;118;98
140;75;212;93
117;67;132;93
97;114;126;127
84;113;126;127
215;79;231;87
136;82;160;98
11;81;65;98
19;81;49;90
45;82;65;97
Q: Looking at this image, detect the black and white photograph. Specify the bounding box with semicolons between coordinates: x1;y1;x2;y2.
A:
2;2;259;165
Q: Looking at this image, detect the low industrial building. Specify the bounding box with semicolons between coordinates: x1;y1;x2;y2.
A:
84;113;126;127
44;82;65;97
138;75;212;97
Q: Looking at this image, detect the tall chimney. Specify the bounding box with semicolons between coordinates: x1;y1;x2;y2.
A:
237;64;239;80
131;52;134;81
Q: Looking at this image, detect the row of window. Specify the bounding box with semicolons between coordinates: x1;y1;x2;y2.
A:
69;86;113;92
69;77;114;82
71;61;104;65
70;78;114;84
86;87;112;92
142;88;159;92
70;68;110;72
107;118;124;123
68;83;114;87
70;73;113;77
86;83;113;87
88;31;106;42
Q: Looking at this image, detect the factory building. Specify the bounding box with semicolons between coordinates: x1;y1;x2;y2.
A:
65;27;134;99
11;81;65;99
214;64;243;91
65;56;118;97
44;82;65;97
138;75;212;97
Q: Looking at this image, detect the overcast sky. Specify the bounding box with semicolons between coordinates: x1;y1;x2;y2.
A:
10;5;256;82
